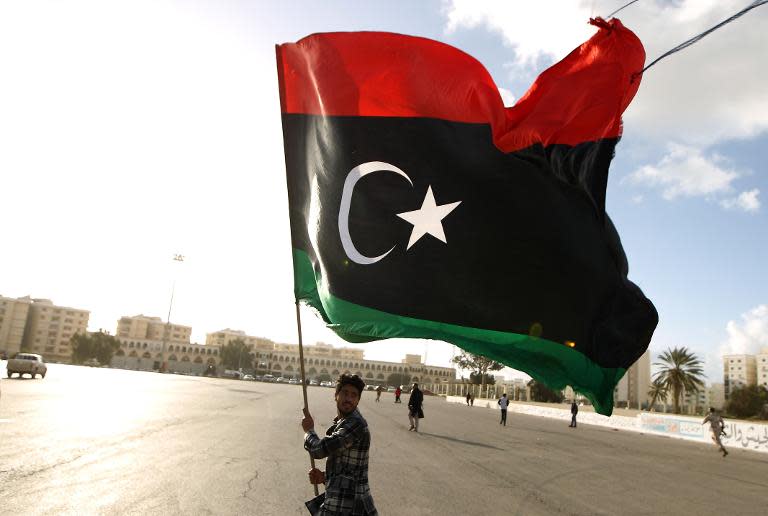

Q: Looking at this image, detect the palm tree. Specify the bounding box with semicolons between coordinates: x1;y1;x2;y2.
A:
646;379;668;411
652;347;706;414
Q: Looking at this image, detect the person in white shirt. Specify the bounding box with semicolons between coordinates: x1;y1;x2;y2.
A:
497;393;510;426
702;407;728;457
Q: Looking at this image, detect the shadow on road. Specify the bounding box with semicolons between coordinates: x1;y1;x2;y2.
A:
418;432;504;450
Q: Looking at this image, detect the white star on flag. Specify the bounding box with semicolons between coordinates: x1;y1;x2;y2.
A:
396;186;461;249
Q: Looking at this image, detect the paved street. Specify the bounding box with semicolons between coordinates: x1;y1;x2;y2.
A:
1;363;766;515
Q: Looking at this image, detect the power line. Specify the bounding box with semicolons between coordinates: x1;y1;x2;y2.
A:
607;0;641;19
638;0;768;77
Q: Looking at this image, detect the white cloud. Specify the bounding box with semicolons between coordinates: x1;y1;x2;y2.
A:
443;0;596;68
720;305;768;356
720;189;761;213
497;87;516;107
443;0;768;146
626;143;739;200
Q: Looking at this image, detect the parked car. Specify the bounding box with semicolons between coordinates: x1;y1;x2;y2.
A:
288;378;300;385
83;358;101;367
309;379;320;386
7;353;47;379
242;374;254;381
262;374;275;383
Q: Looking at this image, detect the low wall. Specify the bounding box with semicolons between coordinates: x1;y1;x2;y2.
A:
445;396;768;453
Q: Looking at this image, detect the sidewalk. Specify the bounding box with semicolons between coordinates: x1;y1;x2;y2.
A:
445;395;768;454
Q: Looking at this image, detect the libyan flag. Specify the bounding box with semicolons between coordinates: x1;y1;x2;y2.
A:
276;18;657;416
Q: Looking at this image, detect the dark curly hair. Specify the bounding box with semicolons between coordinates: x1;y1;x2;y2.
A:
335;373;365;395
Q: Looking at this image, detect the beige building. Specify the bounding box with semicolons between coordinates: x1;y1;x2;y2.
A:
0;295;32;356
708;383;725;409
21;298;89;362
112;336;220;374
757;348;768;389
205;328;275;351
614;349;651;409
117;314;191;344
262;342;455;385
723;354;757;400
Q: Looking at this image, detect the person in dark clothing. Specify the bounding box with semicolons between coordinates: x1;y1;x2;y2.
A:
466;392;471;406
569;400;578;428
394;386;402;403
407;383;424;432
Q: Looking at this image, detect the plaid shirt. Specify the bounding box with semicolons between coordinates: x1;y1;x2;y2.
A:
304;409;377;515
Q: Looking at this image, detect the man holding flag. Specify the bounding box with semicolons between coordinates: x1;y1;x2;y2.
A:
301;374;378;515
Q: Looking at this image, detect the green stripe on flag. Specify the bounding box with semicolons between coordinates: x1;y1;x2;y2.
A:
293;249;624;415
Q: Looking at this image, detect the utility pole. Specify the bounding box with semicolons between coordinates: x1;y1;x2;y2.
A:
160;253;184;372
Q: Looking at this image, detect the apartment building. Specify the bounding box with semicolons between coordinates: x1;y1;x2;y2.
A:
21;298;89;362
723;354;757;400
614;349;651;408
757;348;768;389
0;295;32;356
117;314;191;344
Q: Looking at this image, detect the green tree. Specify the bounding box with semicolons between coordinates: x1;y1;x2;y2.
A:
647;379;668;411
652;347;706;414
468;372;496;386
70;331;121;365
527;379;564;403
726;384;768;419
452;351;504;398
219;338;254;371
387;372;411;388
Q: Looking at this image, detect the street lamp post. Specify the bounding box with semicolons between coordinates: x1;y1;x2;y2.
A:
160;253;184;373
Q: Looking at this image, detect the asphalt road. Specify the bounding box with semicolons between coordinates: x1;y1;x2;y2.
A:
1;363;766;515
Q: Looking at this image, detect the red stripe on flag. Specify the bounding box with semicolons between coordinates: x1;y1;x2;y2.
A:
276;19;644;152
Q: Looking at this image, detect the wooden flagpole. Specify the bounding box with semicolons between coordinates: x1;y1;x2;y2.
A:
295;300;319;496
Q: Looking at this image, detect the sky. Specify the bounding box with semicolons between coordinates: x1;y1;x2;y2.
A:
1;0;766;384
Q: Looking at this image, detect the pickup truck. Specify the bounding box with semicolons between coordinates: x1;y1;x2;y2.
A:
7;353;48;379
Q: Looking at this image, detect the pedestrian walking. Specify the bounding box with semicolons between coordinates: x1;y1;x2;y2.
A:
394;386;402;403
407;383;424;432
469;393;474;407
466;392;471;406
569;400;578;428
498;393;510;426
301;373;378;515
702;407;728;457
375;385;382;402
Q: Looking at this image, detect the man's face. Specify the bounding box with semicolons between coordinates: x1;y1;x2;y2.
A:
335;384;361;416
